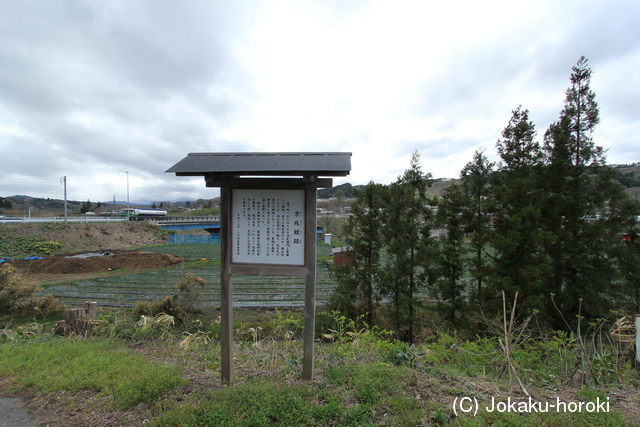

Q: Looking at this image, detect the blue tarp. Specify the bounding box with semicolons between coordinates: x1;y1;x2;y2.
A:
23;256;45;260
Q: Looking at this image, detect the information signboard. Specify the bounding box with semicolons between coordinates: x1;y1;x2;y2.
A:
232;189;305;266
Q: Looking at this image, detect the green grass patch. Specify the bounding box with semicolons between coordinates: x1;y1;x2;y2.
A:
153;377;379;427
0;337;185;408
152;363;422;427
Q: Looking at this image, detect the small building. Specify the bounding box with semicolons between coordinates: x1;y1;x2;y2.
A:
332;246;353;267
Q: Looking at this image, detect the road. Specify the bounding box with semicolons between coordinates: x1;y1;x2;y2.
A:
0;396;40;427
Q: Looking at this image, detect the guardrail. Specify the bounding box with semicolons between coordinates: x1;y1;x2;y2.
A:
0;216;128;224
0;215;221;224
151;215;220;224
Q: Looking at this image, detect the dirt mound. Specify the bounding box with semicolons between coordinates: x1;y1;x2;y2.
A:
6;250;186;275
0;222;167;256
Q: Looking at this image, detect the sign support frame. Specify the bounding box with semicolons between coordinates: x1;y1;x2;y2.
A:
216;175;328;384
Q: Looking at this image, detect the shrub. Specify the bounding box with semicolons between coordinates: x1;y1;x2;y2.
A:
134;274;206;324
0;265;63;317
135;295;186;323
176;273;206;314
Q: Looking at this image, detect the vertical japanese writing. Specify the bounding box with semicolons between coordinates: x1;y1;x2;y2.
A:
233;189;305;265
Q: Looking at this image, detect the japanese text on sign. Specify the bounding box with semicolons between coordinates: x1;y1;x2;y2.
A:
232;189;305;265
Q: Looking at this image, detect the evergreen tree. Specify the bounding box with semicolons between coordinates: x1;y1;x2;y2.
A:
458;149;494;307
615;232;640;311
0;197;12;210
540;57;640;327
433;183;468;326
562;56;601;170
489;106;548;315
80;200;93;214
380;152;435;341
328;181;387;326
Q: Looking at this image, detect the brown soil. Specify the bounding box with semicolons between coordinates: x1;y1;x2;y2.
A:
5;250;186;285
1;222;180;284
0;222;167;254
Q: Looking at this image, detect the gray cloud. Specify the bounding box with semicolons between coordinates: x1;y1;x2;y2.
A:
1;0;639;203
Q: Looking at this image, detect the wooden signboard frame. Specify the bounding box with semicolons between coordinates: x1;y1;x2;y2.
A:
215;176;332;384
167;153;351;385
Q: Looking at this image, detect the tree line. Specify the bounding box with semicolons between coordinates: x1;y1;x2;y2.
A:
0;197;11;210
329;57;640;340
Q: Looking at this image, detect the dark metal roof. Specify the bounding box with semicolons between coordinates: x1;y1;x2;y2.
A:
166;152;351;177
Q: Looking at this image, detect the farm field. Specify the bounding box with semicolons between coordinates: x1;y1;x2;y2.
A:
40;243;343;307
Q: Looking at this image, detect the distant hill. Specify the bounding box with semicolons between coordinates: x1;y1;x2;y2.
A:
4;164;637;216
317;183;366;199
613;163;640;201
0;195;222;216
613;163;640;187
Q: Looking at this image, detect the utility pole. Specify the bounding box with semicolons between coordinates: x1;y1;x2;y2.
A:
125;171;130;207
60;176;68;224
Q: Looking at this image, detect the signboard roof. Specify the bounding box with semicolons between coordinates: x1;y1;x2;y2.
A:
166;152;351;177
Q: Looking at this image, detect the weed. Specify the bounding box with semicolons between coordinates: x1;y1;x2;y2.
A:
136;312;176;339
0;234;63;258
175;273;206;314
178;330;213;352
0;265;64;318
431;408;449;426
151;378;379;427
384;342;425;368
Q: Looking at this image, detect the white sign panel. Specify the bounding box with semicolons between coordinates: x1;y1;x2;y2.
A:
232;189;305;265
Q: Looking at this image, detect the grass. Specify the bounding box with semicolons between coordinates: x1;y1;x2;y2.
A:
152;366;418;427
4;240;640;425
1;308;639;426
0;337;185;408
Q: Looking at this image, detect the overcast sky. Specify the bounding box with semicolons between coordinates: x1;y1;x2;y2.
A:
1;0;639;205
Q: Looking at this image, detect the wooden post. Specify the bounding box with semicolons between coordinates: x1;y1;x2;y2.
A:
220;185;233;385
302;182;317;380
635;315;640;370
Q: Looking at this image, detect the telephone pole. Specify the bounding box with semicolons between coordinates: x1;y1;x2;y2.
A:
60;176;68;224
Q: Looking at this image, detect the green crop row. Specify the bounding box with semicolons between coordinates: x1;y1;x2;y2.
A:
43;261;338;307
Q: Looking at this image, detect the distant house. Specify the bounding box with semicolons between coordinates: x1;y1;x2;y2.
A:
332;246;353;267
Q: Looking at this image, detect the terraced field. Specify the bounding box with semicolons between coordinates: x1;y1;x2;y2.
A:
41;243;338;307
